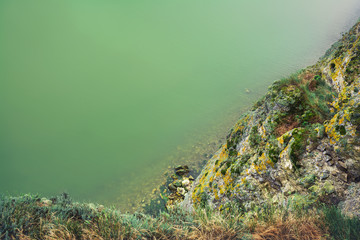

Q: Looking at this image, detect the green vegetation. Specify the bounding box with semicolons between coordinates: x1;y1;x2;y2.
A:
1;193;360;240
323;206;360;240
249;126;261;148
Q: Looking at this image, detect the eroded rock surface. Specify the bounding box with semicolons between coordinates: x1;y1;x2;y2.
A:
182;21;360;217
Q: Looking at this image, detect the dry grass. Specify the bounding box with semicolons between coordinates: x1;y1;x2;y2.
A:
249;210;326;240
187;211;239;240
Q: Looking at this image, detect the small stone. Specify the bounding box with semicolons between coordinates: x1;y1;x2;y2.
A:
168;183;177;192
327;160;334;166
317;145;326;152
177;187;186;196
324;154;332;162
88;203;96;210
339;173;348;182
282;182;295;196
317;161;324;167
175;165;183;170
41;198;52;207
98;205;104;212
173;180;182;187
182;179;190;187
176;168;189;176
324;150;332;156
337;161;347;171
258;177;265;183
320;171;330;180
323;181;335;194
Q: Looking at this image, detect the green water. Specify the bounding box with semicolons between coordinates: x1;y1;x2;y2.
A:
1;0;360;211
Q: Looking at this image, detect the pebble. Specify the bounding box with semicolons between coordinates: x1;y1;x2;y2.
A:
324;154;332;162
317;145;326;152
320;171;330;180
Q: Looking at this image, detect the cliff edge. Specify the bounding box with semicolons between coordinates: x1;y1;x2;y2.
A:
182;21;360;218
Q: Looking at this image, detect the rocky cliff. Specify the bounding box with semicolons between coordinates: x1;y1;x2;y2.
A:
181;21;360;217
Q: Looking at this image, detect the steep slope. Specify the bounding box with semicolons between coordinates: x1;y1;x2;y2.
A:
182;21;360;217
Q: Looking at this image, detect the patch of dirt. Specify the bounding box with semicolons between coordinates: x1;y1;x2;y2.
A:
308;80;318;91
302;72;315;82
275;114;299;137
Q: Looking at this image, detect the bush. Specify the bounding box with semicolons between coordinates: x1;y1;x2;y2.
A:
323;206;360;240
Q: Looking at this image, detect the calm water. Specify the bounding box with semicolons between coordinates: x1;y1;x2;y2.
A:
1;0;360;211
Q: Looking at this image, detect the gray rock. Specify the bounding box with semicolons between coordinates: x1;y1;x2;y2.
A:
327;160;335;166
320;171;330;180
317;145;326;152
339;173;348;182
258;177;265;183
340;183;360;218
337;161;347;171
324;154;332;162
177;187;186;196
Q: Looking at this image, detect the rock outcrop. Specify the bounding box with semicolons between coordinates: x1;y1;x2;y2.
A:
182;21;360;217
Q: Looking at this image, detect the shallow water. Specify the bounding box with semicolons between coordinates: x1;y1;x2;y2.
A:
1;0;360;211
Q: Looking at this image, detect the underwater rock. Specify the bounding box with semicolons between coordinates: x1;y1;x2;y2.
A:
165;165;194;208
173;180;182;188
182;178;190;187
177;187;186;196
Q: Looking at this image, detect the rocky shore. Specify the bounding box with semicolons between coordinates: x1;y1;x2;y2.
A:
2;17;360;240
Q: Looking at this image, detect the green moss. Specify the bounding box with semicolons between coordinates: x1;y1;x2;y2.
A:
289;128;306;168
336;125;347;135
345;55;360;84
231;154;251;175
249;126;261;148
226;129;243;157
350;105;360;133
323;181;335;194
199;192;209;208
269;73;302;92
299;174;316;188
286;194;317;212
266;140;280;164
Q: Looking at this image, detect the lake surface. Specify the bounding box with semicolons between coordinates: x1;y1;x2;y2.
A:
1;0;360;211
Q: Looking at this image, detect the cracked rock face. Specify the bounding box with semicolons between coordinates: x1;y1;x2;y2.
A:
181;21;360;217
